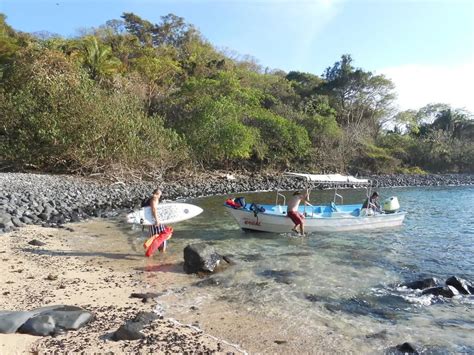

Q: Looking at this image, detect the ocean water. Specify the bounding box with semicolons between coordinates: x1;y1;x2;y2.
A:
128;186;474;352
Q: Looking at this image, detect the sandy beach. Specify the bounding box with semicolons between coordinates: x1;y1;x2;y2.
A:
0;216;362;354
0;221;248;354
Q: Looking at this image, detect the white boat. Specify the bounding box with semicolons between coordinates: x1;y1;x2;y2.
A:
225;172;406;233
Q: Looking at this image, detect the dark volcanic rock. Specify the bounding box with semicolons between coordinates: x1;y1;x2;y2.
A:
395;342;418;354
260;269;300;284
112;311;158;341
132;311;159;324
28;239;46;247
193;277;221;287
1;172;473;235
401;277;439;290
304;294;324;303
183;243;223;274
422;286;458;298
445;276;473;295
365;329;388;340
130;293;162;303
112;321;145;341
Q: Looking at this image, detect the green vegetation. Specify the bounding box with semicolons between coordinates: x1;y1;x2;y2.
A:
0;13;472;177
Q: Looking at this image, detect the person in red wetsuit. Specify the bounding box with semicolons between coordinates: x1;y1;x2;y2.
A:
287;190;312;235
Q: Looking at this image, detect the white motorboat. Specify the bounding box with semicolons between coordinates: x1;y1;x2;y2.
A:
225;172;406;233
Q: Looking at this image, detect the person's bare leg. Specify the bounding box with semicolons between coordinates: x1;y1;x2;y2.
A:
300;223;304;236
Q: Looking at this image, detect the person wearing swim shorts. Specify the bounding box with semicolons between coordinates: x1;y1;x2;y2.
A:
148;188;167;250
287;190;311;235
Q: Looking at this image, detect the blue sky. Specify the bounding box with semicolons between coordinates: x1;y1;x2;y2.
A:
2;0;473;111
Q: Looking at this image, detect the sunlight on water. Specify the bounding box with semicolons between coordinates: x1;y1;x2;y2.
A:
122;186;474;352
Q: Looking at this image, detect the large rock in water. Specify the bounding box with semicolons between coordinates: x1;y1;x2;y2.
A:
421;285;459;298
445;276;474;295
401;277;438;290
183;243;224;274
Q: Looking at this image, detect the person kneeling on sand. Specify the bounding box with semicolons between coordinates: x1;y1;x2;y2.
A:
287;190;312;235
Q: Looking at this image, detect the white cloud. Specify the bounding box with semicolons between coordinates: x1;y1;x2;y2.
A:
378;60;474;113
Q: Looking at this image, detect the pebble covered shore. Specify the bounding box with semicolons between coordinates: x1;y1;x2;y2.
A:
1;172;473;233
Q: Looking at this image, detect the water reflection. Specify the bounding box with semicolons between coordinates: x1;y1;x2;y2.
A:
151;186;474;352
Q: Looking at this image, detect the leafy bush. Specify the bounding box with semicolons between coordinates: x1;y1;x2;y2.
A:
350;143;401;174
246;108;311;167
0;48;187;176
178;95;257;165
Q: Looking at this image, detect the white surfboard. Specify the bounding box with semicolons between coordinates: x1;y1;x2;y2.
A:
126;203;203;225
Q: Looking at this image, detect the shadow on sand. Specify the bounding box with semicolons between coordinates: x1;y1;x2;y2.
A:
21;247;142;260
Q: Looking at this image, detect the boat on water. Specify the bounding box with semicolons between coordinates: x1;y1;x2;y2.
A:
225;172;406;233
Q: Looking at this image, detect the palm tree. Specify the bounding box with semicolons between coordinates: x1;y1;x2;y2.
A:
80;36;121;80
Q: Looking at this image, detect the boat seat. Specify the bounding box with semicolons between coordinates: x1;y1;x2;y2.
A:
312;206;323;214
351;208;361;217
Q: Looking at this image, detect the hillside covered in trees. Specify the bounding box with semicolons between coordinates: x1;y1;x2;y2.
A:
1;13;473;177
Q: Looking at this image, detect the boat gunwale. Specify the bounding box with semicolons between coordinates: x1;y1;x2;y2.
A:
223;205;407;220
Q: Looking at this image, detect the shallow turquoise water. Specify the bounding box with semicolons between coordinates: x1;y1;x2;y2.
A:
131;186;474;352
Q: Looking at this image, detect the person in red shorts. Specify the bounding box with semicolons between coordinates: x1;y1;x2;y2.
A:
287;190;312;235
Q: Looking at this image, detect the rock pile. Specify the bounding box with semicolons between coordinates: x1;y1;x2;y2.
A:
1;172;473;233
400;275;474;298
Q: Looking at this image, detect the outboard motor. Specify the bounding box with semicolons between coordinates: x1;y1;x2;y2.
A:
383;196;400;213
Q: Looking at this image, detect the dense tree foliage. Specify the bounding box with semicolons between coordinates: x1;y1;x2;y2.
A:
0;13;472;176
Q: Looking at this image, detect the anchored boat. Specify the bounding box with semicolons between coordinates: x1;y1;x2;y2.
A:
225;172;406;233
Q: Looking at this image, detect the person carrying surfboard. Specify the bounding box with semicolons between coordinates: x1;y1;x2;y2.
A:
149;188;164;231
144;188;172;255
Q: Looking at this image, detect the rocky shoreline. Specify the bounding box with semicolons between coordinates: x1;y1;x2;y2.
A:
1;172;473;233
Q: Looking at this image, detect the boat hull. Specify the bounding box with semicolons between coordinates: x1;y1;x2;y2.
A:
225;206;406;233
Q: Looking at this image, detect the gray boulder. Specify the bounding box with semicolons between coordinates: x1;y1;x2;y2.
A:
0;213;13;229
112;312;158;341
112;321;144;341
11;217;24;228
0;311;36;334
40;306;93;330
0;305;92;336
18;315;56;336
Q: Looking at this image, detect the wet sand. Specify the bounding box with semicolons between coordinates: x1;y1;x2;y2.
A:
0;219;359;354
0;221;245;354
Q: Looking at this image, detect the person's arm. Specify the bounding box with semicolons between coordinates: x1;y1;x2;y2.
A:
375;200;382;212
368;200;381;211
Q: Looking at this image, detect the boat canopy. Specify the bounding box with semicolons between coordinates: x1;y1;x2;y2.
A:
284;172;370;185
